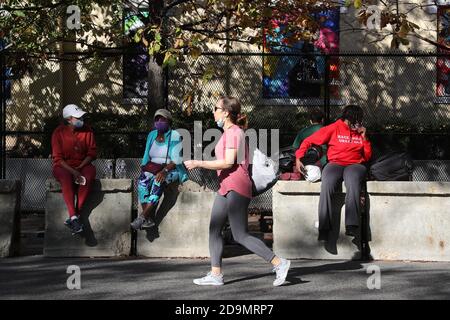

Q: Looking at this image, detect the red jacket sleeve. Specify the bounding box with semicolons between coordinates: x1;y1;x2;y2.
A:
86;130;97;160
362;139;372;162
51;130;64;166
295;124;334;160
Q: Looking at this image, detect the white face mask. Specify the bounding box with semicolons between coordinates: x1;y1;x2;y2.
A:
216;118;225;128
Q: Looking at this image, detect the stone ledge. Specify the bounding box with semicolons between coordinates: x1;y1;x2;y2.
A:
177;180;215;193
0;180;20;193
367;181;450;195
274;181;450;196
46;179;133;192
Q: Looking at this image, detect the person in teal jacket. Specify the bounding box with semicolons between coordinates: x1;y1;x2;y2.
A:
131;109;188;230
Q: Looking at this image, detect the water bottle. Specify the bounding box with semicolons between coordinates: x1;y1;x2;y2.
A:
118;159;127;179
105;159;114;179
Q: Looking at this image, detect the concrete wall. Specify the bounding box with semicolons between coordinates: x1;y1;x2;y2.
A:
273;181;360;260
136;181;213;258
0;180;21;258
44;179;133;257
273;181;450;261
368;182;450;261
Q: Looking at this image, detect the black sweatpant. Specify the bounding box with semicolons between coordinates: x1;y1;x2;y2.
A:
318;163;367;232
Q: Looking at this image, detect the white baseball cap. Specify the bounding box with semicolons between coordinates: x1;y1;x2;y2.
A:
305;165;321;183
63;104;87;119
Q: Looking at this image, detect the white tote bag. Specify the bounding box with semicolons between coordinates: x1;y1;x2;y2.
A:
249;148;279;196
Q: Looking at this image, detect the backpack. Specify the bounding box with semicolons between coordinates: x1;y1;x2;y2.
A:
369;152;414;181
300;145;323;166
278;147;295;173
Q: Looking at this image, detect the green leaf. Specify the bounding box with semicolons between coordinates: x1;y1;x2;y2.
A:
134;29;143;43
163;52;177;68
398;23;410;38
408;22;420;30
190;47;202;60
153;43;161;53
354;0;362;9
155;32;161;42
399;37;410;46
202;66;215;83
390;37;399;49
13;10;26;17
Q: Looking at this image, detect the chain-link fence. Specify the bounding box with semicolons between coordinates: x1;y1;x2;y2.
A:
1;51;450;212
168;52;450;173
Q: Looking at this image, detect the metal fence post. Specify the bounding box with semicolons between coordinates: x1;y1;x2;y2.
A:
360;181;371;260
323;54;331;125
0;50;5;179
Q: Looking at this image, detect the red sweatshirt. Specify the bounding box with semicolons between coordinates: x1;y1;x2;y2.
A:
295;119;372;166
51;124;97;168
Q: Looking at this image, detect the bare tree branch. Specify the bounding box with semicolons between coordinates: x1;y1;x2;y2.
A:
411;31;449;51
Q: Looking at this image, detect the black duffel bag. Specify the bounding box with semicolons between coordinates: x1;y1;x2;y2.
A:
369;151;414;181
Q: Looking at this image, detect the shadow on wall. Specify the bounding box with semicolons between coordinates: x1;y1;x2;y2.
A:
143;182;180;243
320;192;372;260
77;181;105;247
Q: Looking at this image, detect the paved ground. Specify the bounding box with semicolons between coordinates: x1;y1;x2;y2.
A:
1;253;450;300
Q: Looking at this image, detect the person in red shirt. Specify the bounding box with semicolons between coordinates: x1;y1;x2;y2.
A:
295;105;372;242
51;104;97;235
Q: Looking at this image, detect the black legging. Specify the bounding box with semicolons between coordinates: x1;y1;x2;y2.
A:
209;191;275;267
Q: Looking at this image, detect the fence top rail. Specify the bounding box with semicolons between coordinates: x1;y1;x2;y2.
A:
199;51;449;58
1;50;449;58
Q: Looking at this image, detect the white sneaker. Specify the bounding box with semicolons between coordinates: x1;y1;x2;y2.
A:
193;272;224;286
272;258;291;287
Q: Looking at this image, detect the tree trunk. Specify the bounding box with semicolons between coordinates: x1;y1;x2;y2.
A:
147;57;166;117
147;0;166;117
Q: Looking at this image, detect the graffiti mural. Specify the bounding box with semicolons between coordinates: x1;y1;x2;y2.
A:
437;5;450;97
263;8;340;99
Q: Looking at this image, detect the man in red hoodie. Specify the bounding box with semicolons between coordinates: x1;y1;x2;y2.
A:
295;105;372;241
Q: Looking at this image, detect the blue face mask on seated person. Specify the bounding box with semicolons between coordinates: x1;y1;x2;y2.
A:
72;118;84;128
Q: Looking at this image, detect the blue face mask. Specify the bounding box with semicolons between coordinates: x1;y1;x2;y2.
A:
216;118;225;128
72;119;84;128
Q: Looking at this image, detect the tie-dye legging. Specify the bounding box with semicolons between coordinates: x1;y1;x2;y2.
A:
137;170;179;205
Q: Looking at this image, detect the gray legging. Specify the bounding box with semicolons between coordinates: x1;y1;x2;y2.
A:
319;163;367;231
209;191;275;268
